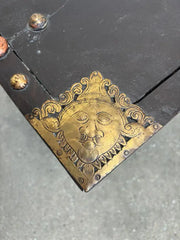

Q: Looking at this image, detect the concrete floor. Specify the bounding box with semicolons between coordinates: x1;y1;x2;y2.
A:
0;85;180;240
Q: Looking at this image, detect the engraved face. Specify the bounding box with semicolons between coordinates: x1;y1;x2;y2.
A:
59;100;125;163
27;71;158;191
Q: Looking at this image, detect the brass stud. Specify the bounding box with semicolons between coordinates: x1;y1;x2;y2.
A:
95;174;101;181
124;150;129;156
153;124;159;130
29;13;47;31
56;150;63;156
78;177;84;184
10;74;28;90
0;36;8;58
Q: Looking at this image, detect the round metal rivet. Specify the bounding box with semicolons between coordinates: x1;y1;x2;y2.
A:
153;124;159;130
95;174;101;181
29;13;47;31
10;74;28;90
124;150;129;156
78;177;84;184
0;36;8;58
56;150;63;156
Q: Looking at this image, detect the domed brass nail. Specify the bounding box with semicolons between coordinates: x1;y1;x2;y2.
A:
29;13;47;31
10;74;28;90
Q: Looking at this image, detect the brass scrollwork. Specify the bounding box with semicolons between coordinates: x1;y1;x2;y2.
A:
26;71;161;191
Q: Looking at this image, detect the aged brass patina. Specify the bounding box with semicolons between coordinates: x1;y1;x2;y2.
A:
29;13;47;31
26;71;162;191
10;74;28;90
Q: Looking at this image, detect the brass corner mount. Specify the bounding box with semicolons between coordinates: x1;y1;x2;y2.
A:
26;71;162;192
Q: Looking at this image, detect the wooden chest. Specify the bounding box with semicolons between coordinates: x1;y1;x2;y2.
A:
0;0;180;191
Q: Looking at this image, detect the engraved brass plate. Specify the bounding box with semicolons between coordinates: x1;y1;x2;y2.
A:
26;71;162;191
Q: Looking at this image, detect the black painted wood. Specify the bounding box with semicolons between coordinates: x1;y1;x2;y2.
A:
0;0;180;125
139;71;180;126
0;0;62;37
1;0;180;103
0;50;50;115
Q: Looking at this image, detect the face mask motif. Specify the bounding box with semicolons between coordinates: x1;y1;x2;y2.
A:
27;71;161;191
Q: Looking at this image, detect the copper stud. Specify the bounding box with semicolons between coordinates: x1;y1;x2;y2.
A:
0;36;8;58
10;74;28;90
29;13;47;31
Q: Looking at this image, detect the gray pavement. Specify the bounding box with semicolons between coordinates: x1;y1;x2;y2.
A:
0;86;180;240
